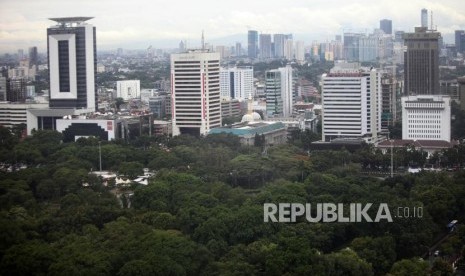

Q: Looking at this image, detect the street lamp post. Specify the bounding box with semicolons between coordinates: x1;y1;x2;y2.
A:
99;141;102;173
390;139;394;177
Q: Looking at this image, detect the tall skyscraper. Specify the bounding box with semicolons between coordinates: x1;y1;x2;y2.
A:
455;30;465;53
403;27;440;95
235;42;242;56
247;30;258;59
295;41;305;64
380;19;392;35
47;17;97;110
220;67;254;100
28;46;38;70
321;63;382;143
259;34;272;59
273;34;285;58
343;33;361;61
421;9;428;28
265;65;293;117
171;50;221;136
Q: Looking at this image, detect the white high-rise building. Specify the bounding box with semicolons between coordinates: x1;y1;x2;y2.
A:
220;67;253;100
284;39;294;60
116;80;140;100
266;65;293;117
171;50;221;136
47;17;96;111
402;95;451;142
295;41;305;64
322;62;382;143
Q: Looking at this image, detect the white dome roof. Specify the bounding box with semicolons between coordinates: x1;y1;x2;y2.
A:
241;112;262;122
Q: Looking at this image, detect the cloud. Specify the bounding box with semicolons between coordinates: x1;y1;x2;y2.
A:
0;0;464;53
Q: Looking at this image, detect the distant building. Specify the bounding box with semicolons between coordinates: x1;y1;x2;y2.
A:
170;50;221;136
221;99;242;119
403;27;441;95
248;30;258;59
380;19;392;35
401;95;451;142
321;62;382;143
117;80;140;100
219;66;254;100
455;30;465;53
7;78;27;102
458;76;465;110
148;95;166;119
0;77;6;101
259;34;272;59
440;80;459;102
273;34;286;58
295;41;305;64
28;46;38;70
421;9;428;28
381;73;403;131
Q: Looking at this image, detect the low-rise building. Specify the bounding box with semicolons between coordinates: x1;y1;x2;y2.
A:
209;121;287;146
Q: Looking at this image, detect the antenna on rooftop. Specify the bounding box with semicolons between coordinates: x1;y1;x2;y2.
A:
201;30;205;50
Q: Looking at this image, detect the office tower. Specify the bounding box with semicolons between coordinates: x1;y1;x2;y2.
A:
259;34;272;59
380;19;392;35
266;65;293;117
28;47;38;69
273;34;286;58
0;77;7;101
17;49;24;61
343;33;361;61
235;42;242;56
220;67;253;100
116;80;140;100
458;77;465;110
47;17;97;110
402;95;450;141
248;30;258;59
456;30;465;53
381;73;403;131
321;63;382;143
170;50;221;136
179;40;185;53
295;41;305;64
358;35;378;62
403;27;440;95
421;9;428;28
7;78;27;102
284;39;294;60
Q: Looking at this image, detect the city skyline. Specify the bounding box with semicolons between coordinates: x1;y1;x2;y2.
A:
1;0;465;53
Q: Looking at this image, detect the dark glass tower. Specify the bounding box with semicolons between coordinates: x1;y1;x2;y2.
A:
380;19;392;35
247;30;258;59
403;27;440;95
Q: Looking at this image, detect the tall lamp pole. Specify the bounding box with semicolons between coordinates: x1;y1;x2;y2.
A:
99;141;102;173
390;139;394;177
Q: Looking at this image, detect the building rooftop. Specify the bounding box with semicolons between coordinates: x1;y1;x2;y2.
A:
209;121;285;137
49;17;94;24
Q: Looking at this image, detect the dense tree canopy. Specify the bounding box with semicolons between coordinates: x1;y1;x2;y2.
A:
0;127;463;275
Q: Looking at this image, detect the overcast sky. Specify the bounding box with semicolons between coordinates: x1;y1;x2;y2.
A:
1;0;465;53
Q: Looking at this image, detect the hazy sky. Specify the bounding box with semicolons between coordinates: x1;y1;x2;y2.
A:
1;0;465;53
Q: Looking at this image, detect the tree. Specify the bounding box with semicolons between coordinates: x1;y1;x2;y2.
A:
389;258;429;275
